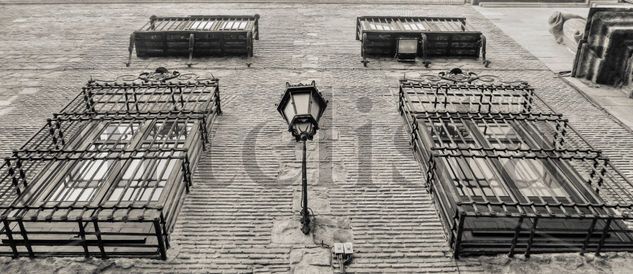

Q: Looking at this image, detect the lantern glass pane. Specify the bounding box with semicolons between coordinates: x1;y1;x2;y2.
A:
291;92;311;116
283;98;296;124
398;39;418;54
310;93;321;122
293;122;314;136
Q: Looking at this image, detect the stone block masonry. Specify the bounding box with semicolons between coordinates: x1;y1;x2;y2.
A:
1;2;633;273
572;5;633;93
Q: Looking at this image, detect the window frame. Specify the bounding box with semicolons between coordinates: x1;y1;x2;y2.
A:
20;119;201;208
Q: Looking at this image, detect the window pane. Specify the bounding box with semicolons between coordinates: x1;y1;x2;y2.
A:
398;39;418;54
433;122;476;147
108;153;176;202
48;158;111;202
446;157;508;198
478;123;527;150
368;22;393;31
290;93;310;116
501;159;569;197
147;121;193;142
98;122;140;142
46;122;139;203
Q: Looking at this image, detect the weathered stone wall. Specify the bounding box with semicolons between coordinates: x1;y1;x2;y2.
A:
572;6;633;91
0;2;633;273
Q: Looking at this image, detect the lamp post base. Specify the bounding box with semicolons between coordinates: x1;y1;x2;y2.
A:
301;211;311;235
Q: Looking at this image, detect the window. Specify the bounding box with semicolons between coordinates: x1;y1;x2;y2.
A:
501;158;569;198
397;39;418;54
93;122;140;149
108;153;177;202
400;73;633;257
48;153;111;202
432;122;476;147
46;122;140;203
0;71;220;259
145;121;193;147
446;157;507;198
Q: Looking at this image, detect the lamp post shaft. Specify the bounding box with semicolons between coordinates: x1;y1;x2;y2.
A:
301;138;310;234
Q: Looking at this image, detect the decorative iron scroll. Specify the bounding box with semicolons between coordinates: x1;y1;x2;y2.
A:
412;68;528;86
89;67;217;85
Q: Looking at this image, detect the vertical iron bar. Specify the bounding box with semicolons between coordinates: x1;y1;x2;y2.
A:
508;216;524;257
54;119;65;147
126;33;134;67
77;220;89;257
201;116;209;144
124;87;131;112
525;217;539;257
5;159;21;196
199;122;207;151
187;33;195;67
47;119;59;149
596;217;612;255
81;87;92;112
178;86;185;109
154;219;167;260
215;84;222;115
2;220;18;258
170;86;177;111
181;157;192;193
581;217;598;255
87;89;96;113
453;212;465;259
12;152;26;188
160;212;170;248
16;219;34;258
93;220;106;259
133;87;139;112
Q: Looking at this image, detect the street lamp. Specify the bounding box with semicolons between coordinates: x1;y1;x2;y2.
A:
276;81;328;234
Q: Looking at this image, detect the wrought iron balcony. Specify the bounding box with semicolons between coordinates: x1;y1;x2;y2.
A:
399;69;633;258
0;68;221;260
356;16;488;66
128;14;260;66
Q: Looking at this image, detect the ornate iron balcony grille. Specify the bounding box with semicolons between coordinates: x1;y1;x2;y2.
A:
356;16;488;66
399;69;633;258
127;15;260;66
0;69;221;259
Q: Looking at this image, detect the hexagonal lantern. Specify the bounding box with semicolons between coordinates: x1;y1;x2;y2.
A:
277;81;328;142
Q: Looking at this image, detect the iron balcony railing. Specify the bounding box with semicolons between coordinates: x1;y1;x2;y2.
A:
399;69;633;258
356;16;488;66
128;15;260;66
0;68;221;259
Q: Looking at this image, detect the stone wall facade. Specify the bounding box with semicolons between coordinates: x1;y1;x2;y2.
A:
0;2;633;273
572;5;633;92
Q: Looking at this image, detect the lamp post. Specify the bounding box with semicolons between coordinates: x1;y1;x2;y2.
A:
276;81;328;234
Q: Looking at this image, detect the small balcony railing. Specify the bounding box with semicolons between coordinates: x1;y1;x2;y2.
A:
356;16;488;66
128;15;260;67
